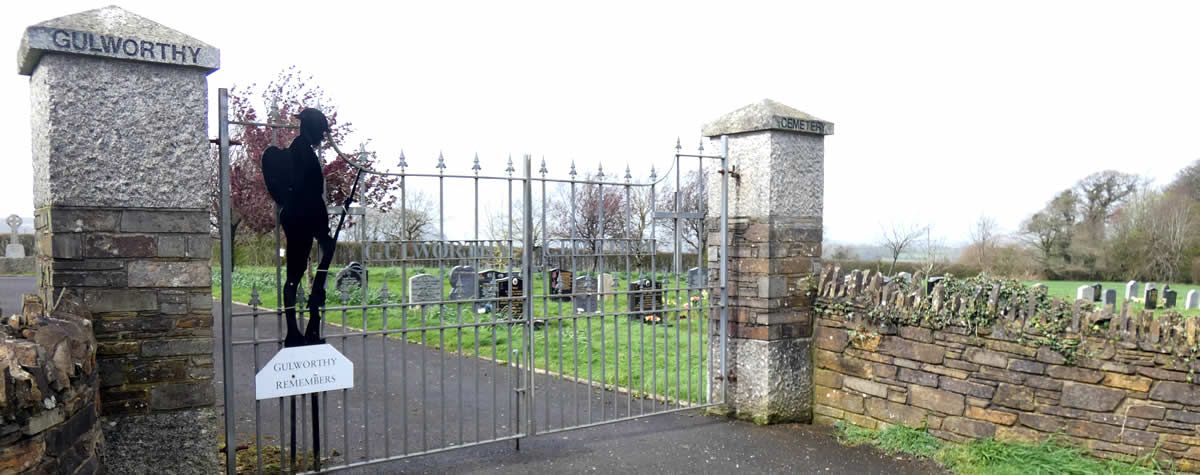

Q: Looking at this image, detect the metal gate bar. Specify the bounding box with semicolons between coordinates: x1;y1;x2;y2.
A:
217;86;730;473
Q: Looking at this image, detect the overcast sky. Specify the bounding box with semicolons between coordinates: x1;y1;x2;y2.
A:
4;1;1198;244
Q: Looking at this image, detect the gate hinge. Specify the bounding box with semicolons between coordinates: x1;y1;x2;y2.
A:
718;166;740;180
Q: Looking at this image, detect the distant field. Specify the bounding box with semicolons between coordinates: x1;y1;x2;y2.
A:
1024;280;1200;317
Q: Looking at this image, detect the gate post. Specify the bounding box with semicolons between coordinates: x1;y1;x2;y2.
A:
19;6;221;472
704;99;831;424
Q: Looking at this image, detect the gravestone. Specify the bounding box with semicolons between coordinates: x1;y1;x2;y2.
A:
497;275;524;318
1104;289;1117;306
1126;281;1139;301
1144;283;1157;302
1076;285;1094;302
448;265;478;300
408;274;441;304
1187;290;1199;310
1146;288;1159;310
547;268;564;296
572;275;598;313
555;269;574;298
896;272;912;284
687;267;705;289
335;261;364;293
630;279;665;318
1090;283;1102;302
477;276;500;312
4;215;23;258
1164;289;1178;309
927;276;945;294
628;279;643;314
599;273;618;295
478;269;506;285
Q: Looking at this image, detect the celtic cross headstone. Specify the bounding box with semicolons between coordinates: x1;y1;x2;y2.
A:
4;215;23;258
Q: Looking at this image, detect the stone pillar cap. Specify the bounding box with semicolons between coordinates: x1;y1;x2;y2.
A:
18;5;220;75
702;99;834;137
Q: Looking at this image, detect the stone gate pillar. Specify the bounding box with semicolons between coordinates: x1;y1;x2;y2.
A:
19;6;220;472
704;99;831;424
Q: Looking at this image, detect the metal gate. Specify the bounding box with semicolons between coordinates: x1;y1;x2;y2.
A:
216;88;730;473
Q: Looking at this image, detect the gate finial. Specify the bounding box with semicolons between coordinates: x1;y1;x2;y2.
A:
472;153;481;175
649;164;657;182
597;164;605;180
675;137;682;154
625;165;632;183
249;284;262;307
569;160;577;179
436;151;446;173
506;155;515;176
539;157;548;176
398;150;407;169
380;281;391;301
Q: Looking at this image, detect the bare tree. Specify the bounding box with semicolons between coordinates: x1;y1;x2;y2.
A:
917;226;948;276
968;214;1000;271
483;197;543;243
878;221;927;275
656;170;706;255
361;190;437;241
625;185;656;267
547;174;626;271
1147;192;1197;282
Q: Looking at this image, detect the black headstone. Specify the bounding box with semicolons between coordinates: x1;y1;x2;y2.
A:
927;276;945;294
630;279;665;323
1090;283;1102;302
1146;288;1159;310
1103;289;1117;306
335;261;364;293
573;275;598;313
496;275;524;319
1165;289;1178;309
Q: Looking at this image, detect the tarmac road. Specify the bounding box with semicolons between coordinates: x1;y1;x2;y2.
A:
1;276;944;474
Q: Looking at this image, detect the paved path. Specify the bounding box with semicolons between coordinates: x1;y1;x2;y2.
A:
0;276;944;474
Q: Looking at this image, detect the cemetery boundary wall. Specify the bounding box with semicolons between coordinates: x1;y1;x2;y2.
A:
812;264;1200;472
0;294;101;474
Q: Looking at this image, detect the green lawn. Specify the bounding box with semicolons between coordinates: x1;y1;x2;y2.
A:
215;266;714;404
1024;279;1199;317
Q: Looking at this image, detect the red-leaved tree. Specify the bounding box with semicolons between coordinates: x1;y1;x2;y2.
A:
210;67;398;264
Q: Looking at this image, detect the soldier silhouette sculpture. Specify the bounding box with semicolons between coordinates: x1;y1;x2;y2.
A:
262;108;338;347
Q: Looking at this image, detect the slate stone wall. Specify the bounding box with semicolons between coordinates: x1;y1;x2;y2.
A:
34;207;213;416
813;265;1200;471
0;295;101;474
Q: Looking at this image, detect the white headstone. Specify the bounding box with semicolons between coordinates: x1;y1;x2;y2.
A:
1076;285;1094;302
598;273;618;295
1125;281;1139;301
1188;290;1199;310
4;215;23;258
408;274;441;303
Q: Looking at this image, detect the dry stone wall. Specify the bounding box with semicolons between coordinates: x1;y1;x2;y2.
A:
0;294;101;474
813;264;1200;471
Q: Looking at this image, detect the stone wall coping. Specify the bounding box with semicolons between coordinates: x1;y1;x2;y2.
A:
18;5;219;75
702;99;834;137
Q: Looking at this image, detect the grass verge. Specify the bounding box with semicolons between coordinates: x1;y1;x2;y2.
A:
833;421;1173;475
